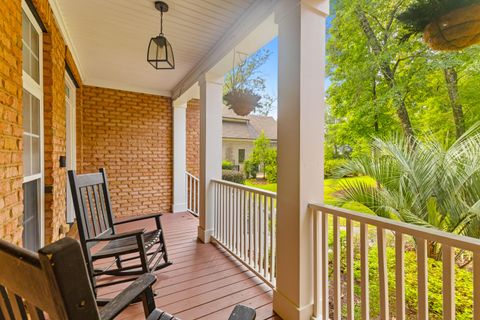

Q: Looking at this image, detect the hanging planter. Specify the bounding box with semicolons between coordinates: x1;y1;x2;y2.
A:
224;89;261;116
399;0;480;51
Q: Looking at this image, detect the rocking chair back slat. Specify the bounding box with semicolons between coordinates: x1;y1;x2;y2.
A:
68;170;116;246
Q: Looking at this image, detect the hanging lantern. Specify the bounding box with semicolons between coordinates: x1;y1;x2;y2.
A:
147;1;175;69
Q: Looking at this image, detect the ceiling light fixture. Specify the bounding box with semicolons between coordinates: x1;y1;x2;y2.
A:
147;1;175;70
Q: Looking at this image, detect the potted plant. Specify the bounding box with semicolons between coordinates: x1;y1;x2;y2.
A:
223;50;274;116
224;88;261;116
398;0;480;51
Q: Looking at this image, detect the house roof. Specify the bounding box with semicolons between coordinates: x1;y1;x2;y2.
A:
222;106;277;141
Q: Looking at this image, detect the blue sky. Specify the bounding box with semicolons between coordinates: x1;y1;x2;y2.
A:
256;16;333;118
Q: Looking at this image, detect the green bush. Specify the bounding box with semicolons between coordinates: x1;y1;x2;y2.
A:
243;160;258;179
222;160;234;170
324;159;348;178
222;170;246;184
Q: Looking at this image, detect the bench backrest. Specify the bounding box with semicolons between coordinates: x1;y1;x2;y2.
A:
0;237;100;320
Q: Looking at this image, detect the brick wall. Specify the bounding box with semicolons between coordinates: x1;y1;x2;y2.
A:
81;86;173;217
0;0;83;245
0;0;23;245
186;99;200;177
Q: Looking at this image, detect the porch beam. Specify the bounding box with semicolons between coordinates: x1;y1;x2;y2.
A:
172;100;187;213
171;0;277;100
198;74;223;243
273;1;329;320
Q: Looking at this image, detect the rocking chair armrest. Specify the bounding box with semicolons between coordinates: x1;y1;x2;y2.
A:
85;228;146;243
113;213;163;225
99;273;157;320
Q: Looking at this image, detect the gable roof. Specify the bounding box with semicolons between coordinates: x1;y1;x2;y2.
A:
222;106;277;141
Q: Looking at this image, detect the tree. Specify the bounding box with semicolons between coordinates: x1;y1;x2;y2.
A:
224;49;276;116
336;124;480;259
245;131;277;183
327;0;480;154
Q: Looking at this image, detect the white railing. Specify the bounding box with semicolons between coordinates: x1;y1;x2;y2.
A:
185;171;199;216
310;203;480;320
211;179;277;287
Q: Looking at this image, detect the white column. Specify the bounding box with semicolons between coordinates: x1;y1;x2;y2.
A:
172;101;187;213
273;1;328;320
198;74;223;243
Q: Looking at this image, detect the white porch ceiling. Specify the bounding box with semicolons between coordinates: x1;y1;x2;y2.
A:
54;0;257;96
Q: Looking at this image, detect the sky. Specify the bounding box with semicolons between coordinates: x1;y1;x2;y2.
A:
256;16;333;118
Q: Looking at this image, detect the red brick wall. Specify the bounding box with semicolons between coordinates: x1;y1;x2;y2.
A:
81;86;173;217
0;0;23;245
0;0;83;245
186;99;200;177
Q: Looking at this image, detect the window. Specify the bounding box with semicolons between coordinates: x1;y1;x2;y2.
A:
238;149;246;163
22;2;43;251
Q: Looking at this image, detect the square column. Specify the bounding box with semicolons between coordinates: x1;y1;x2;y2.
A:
273;1;329;320
198;74;223;243
172;101;187;213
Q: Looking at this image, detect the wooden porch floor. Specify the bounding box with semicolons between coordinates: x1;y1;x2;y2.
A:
97;212;279;320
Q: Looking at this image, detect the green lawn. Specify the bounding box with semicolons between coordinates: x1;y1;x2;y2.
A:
245;176;374;213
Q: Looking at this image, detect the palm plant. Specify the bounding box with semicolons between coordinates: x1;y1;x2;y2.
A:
336;123;480;259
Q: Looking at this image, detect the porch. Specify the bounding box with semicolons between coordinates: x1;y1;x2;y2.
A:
96;212;278;320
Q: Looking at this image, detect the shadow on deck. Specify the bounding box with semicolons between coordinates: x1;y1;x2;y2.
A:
97;212;280;320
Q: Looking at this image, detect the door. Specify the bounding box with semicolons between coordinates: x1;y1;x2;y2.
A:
22;2;44;251
65;74;76;224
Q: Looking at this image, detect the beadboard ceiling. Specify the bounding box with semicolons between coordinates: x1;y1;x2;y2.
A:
54;0;256;96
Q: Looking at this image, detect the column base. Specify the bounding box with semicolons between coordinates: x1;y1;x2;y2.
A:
273;289;314;320
172;202;187;213
197;225;214;243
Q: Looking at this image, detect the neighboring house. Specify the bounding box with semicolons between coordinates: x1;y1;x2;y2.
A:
222;106;277;170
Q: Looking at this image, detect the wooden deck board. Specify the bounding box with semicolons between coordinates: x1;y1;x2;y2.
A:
99;212;278;320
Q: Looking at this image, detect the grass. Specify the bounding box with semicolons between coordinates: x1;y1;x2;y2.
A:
245;176;375;213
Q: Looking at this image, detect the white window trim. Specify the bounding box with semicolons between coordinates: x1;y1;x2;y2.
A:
65;73;76;224
22;0;44;248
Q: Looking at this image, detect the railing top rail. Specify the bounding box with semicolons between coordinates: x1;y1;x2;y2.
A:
309;202;480;252
185;171;199;181
211;179;277;198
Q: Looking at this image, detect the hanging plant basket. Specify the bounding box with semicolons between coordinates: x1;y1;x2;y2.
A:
423;3;480;51
224;89;261;116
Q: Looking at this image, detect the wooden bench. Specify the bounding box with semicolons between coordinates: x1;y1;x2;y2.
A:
0;237;256;320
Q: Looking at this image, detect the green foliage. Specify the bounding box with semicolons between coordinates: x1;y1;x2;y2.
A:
246;131;277;183
222;160;234;170
355;245;473;319
324;159;349;178
222;170;246;184
264;149;277;183
398;0;480;32
338;126;480;249
327;0;480;157
224;49;276;116
243;159;259;179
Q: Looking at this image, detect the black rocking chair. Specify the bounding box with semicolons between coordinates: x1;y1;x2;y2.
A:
68;168;172;295
0;237;256;320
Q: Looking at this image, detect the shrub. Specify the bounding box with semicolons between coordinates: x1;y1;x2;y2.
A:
324;159;348;178
264;149;277;183
222;160;234;170
243;160;258;179
222;170;246;184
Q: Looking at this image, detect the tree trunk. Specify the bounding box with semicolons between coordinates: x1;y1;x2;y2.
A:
373;77;379;133
356;8;415;139
444;67;466;139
